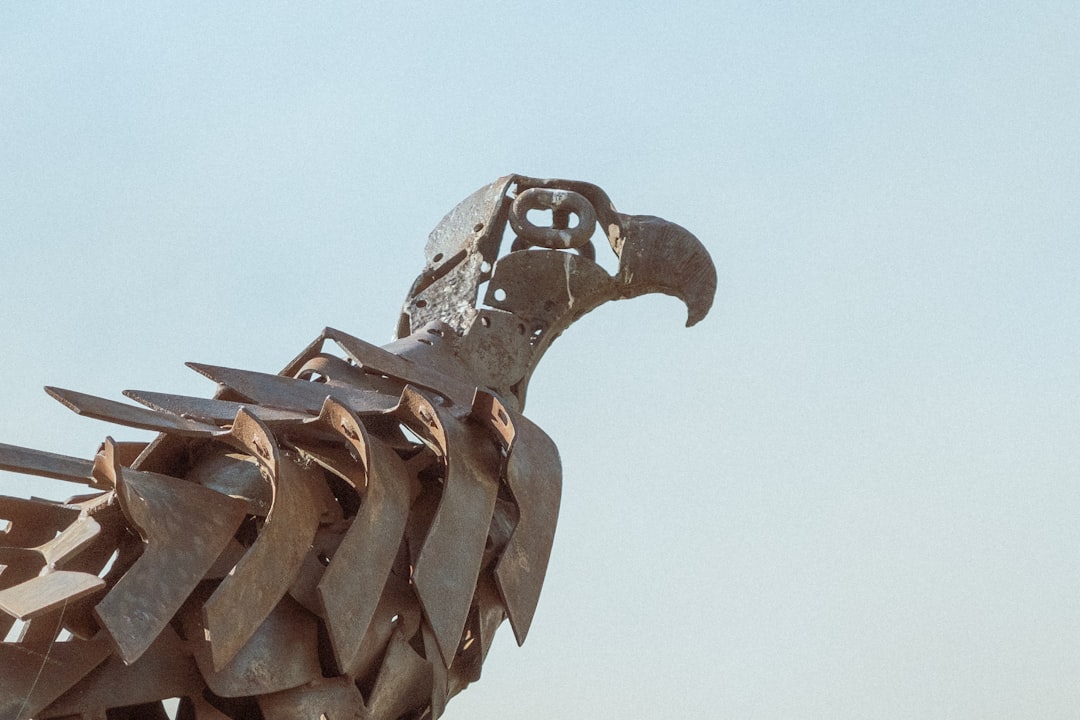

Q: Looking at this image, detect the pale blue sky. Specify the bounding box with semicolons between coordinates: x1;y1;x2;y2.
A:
2;4;1079;718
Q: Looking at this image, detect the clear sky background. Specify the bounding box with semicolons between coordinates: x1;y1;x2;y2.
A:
2;4;1079;719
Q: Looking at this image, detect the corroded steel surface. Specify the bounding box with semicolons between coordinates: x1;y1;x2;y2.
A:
0;175;716;719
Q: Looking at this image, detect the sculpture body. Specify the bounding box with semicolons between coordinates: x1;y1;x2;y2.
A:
0;176;716;720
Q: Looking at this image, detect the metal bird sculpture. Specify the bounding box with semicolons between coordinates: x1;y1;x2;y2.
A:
0;175;716;720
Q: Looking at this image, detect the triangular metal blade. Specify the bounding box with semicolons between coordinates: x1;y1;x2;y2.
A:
93;450;249;665
324;326;476;408
473;391;562;644
404;389;500;667
0;443;95;486
45;387;220;437
186;363;398;415
124;389;312;425
202;414;322;670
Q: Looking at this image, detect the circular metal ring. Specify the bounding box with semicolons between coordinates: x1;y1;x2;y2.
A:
509;188;597;250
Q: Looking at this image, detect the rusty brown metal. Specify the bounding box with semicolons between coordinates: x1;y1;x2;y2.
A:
0;175;715;719
92;439;250;666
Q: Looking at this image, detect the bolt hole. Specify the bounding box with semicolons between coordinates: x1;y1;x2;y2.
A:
432;253;444;263
473;223;484;233
493;288;507;302
480;261;492;274
415;299;427;308
417;338;433;346
480;316;491;328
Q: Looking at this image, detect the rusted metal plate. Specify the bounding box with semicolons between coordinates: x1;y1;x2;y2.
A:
472;391;561;644
124;389;313;425
37;515;102;569
403;389;500;666
422;624;448;719
185;363;398;415
400;175;514;337
473;573;507;666
0;496;80;547
203;412;321;670
42;625;202;717
0;571;105;621
322;326;475;409
45;387;220;437
0;443;95;486
315;400;411;672
185;451;272;517
93;444;249;665
365;628;433;720
0;634;112;720
189;595;322;699
257;677;367;720
340;572;421;681
0;509;105;616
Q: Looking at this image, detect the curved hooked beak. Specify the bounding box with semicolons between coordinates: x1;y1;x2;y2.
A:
395;175;718;409
609;214;717;327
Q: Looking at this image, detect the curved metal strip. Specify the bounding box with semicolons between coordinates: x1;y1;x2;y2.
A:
0;497;80;548
472;391;561;644
93;439;249;665
190;594;322;699
312;398;412;673
203;411;322;671
401;387;500;667
612;213;717;327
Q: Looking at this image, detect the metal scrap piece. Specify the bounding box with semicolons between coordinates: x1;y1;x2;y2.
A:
124;389;313;425
0;634;112;720
202;411;321;670
321;326;476;409
42;625;202;718
189;594;322;698
257;677;367;720
0;443;95;486
472;391;561;644
0;571;105;621
93;441;249;664
0;497;80;548
313;399;412;672
185;363;398;415
402;388;500;666
364;628;433;720
44;387;221;437
422;624;448;719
